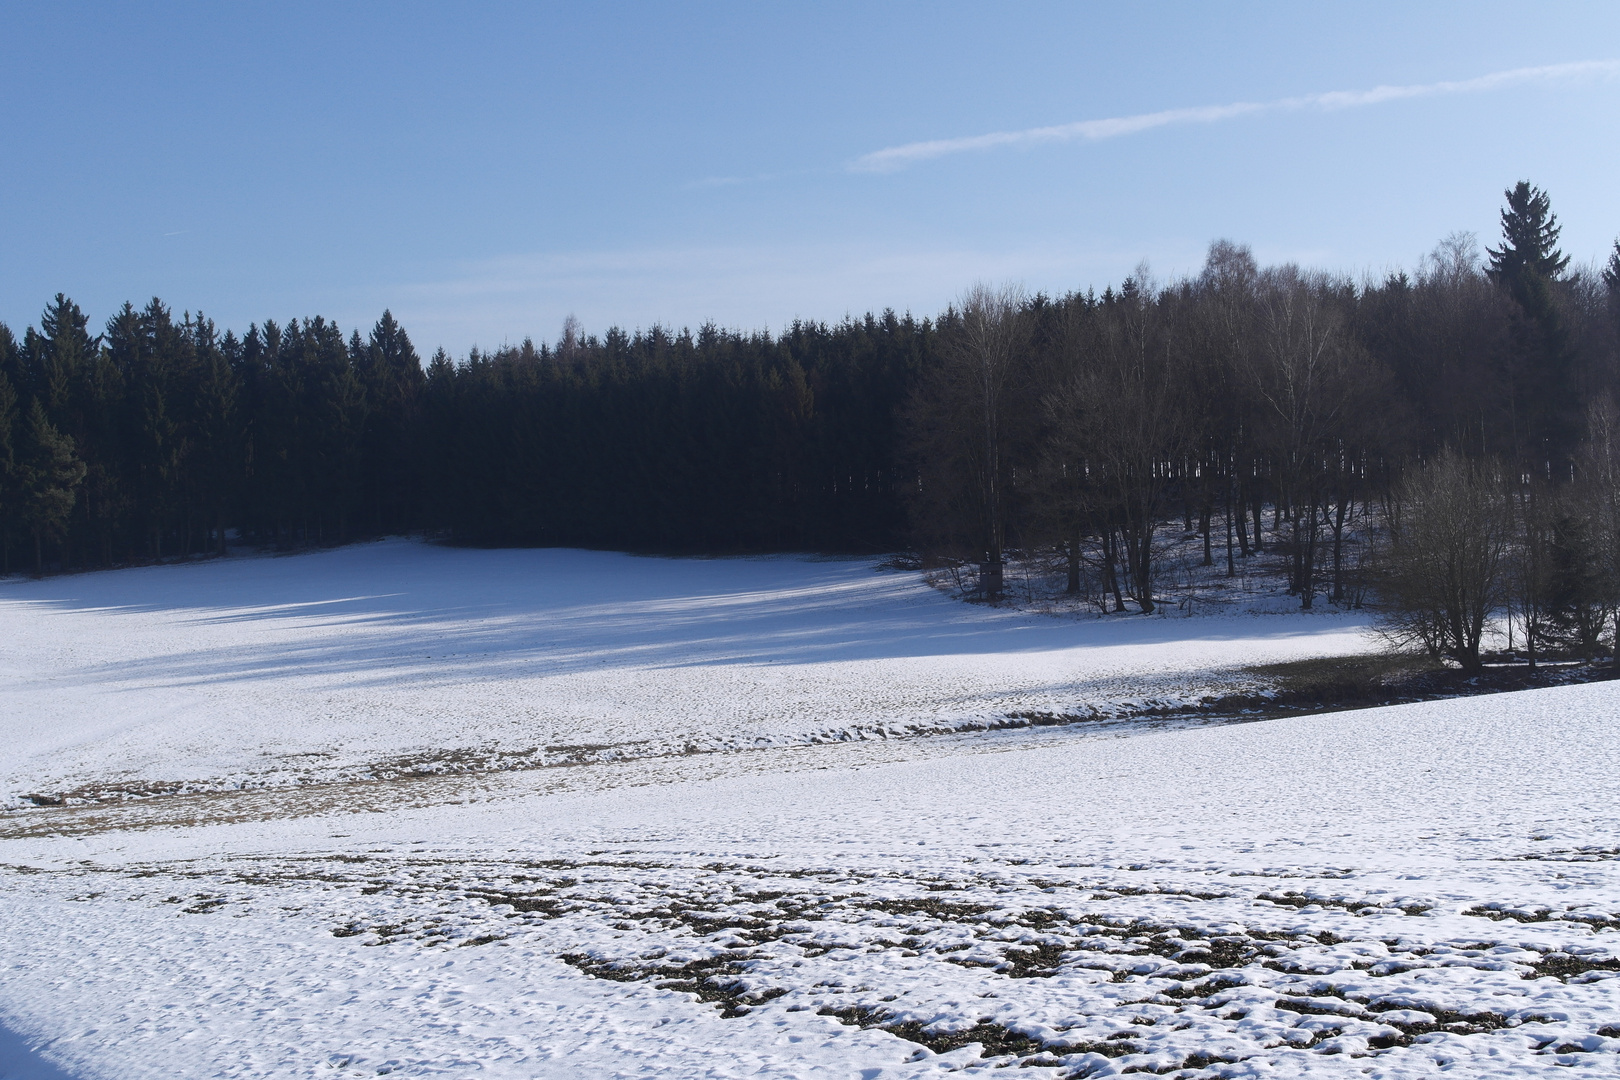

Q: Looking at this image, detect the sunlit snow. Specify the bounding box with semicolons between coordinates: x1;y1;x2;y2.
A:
1;542;1616;1078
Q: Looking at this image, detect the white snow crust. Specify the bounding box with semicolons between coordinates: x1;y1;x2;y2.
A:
1;542;1617;1079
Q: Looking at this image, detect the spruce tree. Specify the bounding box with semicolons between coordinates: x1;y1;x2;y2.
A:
0;370;17;572
189;314;240;554
18;399;86;574
31;294;98;418
360;310;423;533
1485;181;1578;467
1542;509;1609;657
0;323;20;394
1487;181;1570;284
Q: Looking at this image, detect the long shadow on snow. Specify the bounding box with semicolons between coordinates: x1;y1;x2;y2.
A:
0;540;1369;691
0;1019;79;1080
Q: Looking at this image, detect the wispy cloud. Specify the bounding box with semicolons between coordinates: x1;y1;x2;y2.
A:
851;59;1620;173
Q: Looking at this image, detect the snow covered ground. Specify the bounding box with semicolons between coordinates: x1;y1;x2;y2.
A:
0;540;1370;807
1;543;1617;1079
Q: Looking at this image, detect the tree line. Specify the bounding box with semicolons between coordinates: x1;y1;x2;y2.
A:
0;303;924;569
903;181;1620;668
2;181;1618;667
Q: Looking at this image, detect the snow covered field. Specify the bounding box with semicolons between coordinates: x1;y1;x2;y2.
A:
1;543;1617;1078
0;540;1371;807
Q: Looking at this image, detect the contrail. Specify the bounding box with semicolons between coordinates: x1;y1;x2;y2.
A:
850;59;1620;174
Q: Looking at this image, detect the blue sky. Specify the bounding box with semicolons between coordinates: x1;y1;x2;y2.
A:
2;1;1618;354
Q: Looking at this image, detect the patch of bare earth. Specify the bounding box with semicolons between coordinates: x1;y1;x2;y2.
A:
14;850;1617;1075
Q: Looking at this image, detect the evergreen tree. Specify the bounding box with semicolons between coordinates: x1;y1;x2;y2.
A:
1485;181;1578;468
28;294;98;417
189;314;240;554
107;300;189;558
0;369;17;572
1542;508;1609;657
0;323;22;403
358;310;423;533
1487;181;1570;284
73;324;126;567
17;399;86;573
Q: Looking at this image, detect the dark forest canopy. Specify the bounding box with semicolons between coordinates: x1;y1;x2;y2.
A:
1;182;1618;595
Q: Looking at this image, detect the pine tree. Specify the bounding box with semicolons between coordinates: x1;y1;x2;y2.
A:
0;370;17;572
1487;181;1570;284
0;323;21;397
18;399;86;574
359;310;423;533
1542;509;1609;657
73;325;126;567
1485;182;1578;467
189;314;240;554
30;294;98;417
111;300;188;558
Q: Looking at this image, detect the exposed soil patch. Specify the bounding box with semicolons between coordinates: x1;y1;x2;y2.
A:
1527;954;1620;980
1465;904;1620;931
561;951;785;1018
17;847;1620;1075
12;654;1616;821
816;1005;1054;1058
1238;654;1619;717
1361;1004;1512;1048
1260;890;1432;916
871;897;993;920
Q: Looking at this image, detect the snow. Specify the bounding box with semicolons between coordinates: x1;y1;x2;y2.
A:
0;540;1370;806
1;542;1617;1078
0;1020;77;1080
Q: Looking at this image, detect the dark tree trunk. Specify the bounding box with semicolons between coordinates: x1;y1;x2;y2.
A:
1121;520;1155;614
1288;511;1303;594
1225;488;1235;577
1199;497;1213;566
1330;496;1349;603
1293;500;1322;610
1234;481;1250;557
1101;526;1125;613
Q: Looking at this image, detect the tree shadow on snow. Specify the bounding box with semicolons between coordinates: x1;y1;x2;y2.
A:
0;1020;78;1080
0;541;1372;691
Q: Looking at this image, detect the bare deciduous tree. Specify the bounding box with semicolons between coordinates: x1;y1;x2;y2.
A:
1247;267;1377;608
1378;450;1510;671
1046;269;1186;613
906;282;1029;599
1581;397;1620;656
1194;240;1261;576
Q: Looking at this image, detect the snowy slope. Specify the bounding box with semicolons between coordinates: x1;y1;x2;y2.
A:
0;540;1370;805
2;544;1615;1078
1;679;1618;1078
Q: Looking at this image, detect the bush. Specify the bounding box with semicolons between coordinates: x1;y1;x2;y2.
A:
1378;451;1510;671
